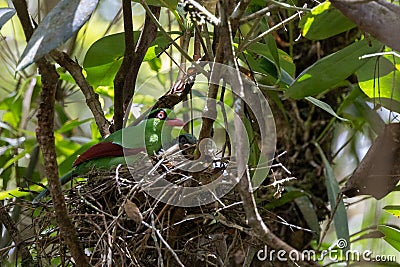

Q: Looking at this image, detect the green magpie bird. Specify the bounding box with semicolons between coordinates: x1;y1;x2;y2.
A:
33;108;190;204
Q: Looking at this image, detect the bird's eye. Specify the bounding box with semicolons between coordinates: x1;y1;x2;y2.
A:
157;110;166;120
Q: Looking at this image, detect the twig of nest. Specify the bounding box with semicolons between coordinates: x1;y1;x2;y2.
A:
28;151;250;266
14;148;296;266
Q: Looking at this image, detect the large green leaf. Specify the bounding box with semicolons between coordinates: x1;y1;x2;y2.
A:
85;59;123;87
84;32;139;68
17;0;99;70
383;205;400;218
378;225;400;252
314;142;349;250
83;31;180;87
0;93;23;128
84;31;180;67
357;53;400;112
299;1;355;40
257;19;282;80
285;39;382;99
242;53;294;86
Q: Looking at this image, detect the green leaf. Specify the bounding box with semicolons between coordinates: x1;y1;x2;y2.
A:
0;150;28;177
83;31;180;87
132;0;178;9
0;184;44;200
378;225;400;252
56;118;92;134
305;96;348;121
286;39;383;99
85;59;123;87
258;19;282;80
299;1;355;40
246;42;295;77
357;53;400;112
84;31;180;68
314;142;349;250
148;57;162;72
0;8;15;30
292;195;321;235
84;32;138;68
243;54;294;86
57;68;77;84
0;93;23;128
17;0;99;70
383;205;400;218
55;138;82;159
353;97;385;134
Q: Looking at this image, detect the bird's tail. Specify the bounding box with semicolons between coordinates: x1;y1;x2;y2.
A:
32;170;75;204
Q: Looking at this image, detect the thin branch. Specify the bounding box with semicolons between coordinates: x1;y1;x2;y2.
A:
0;203;35;267
51;50;110;137
239;5;275;23
142;220;185;267
139;0;193;64
140;0;209;79
219;1;318;265
238;11;304;53
230;0;251;32
197;0;232;144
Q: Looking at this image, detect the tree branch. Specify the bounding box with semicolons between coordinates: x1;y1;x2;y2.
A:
50;50;110;137
36;57;89;267
113;0;135;131
12;0;89;265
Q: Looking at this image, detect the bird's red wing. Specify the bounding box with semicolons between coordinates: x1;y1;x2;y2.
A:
73;142;145;167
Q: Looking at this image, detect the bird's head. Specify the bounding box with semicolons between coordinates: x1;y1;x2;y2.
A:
147;108;185;127
144;108;185;156
178;133;197;157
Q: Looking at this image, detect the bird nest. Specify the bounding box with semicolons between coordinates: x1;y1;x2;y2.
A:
26;151;275;267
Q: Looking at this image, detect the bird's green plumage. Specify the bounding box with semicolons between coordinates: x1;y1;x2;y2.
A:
103;109;176;156
32;108;181;204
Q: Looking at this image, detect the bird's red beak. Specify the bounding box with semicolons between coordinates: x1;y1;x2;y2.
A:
166;118;185;127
